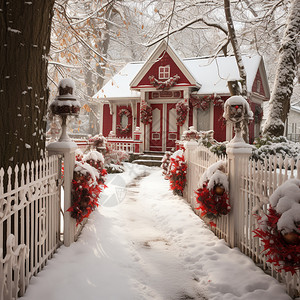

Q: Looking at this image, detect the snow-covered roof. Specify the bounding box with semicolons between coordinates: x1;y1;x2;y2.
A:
184;55;261;95
93;54;263;100
93;62;143;100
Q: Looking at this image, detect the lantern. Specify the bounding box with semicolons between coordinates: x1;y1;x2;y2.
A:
50;78;81;142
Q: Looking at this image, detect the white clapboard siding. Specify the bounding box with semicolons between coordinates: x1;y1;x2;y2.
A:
185;144;300;298
0;155;62;300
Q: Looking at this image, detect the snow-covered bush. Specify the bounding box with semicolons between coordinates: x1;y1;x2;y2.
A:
68;150;107;225
252;135;300;161
168;149;187;196
104;146;129;166
254;179;300;274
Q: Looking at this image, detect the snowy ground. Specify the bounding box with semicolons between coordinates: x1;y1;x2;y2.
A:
23;163;291;300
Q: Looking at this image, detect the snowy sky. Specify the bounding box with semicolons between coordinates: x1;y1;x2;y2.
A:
23;164;292;300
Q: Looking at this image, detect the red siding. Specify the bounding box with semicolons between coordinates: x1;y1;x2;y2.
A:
134;51;192;87
252;70;266;98
103;104;112;136
188;101;193;127
213;104;226;142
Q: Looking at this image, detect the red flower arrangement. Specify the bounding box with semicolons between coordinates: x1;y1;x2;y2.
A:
176;101;189;126
195;183;231;221
68;152;107;225
168;150;187;196
253;207;300;274
149;74;180;90
140;103;152;125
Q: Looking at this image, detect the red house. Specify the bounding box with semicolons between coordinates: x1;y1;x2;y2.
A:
93;40;270;152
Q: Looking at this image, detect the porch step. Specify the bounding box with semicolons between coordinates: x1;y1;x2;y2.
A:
132;152;165;167
132;159;162;167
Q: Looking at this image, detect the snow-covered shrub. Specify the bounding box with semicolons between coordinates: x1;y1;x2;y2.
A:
254;179;300;274
168;149;187;196
68;150;107;225
89;134;107;149
252;135;300;161
104;146;129;166
209;142;227;157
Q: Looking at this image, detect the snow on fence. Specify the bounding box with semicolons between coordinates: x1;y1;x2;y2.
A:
0;155;62;300
185;144;300;298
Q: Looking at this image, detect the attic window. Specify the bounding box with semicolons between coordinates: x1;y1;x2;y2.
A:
159;65;170;80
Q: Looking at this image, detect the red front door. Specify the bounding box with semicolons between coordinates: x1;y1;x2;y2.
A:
150;104;163;151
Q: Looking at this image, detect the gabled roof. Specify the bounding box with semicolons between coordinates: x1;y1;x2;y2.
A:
93;62;142;100
93;42;269;101
130;40;199;88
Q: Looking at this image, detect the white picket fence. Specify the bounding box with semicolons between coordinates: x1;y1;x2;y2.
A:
0;155;62;300
185;143;300;298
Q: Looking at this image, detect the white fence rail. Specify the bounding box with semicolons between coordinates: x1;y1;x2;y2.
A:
0;155;62;300
185;143;300;298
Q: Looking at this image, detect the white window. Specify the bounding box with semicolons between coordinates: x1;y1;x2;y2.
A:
158;65;170;79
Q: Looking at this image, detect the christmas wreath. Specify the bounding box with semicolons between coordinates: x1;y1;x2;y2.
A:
195;183;230;220
149;74;180;90
176;101;189;126
140;103;152;125
253;179;300;274
168;149;187;196
68;151;107;225
195;161;230;225
117;108;132;135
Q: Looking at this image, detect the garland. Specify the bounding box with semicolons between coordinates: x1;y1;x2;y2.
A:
168;150;187;196
176;101;189;126
195;183;231;223
190;94;224;110
149;74;180;90
253;207;300;274
117;108;132;135
140;103;152;125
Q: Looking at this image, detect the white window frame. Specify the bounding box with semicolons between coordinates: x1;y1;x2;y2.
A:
158;65;170;80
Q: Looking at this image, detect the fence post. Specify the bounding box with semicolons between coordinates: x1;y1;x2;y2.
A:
226;139;252;248
47;141;78;247
133;127;142;153
185;140;198;204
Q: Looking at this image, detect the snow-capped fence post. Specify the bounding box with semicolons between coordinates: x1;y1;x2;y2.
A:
185;139;198;202
224;96;253;247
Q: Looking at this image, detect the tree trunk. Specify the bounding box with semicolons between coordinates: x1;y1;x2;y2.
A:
263;0;300;137
0;1;55;170
224;0;247;96
224;0;249;142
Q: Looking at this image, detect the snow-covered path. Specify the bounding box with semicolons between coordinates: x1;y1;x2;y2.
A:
23;164;291;300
